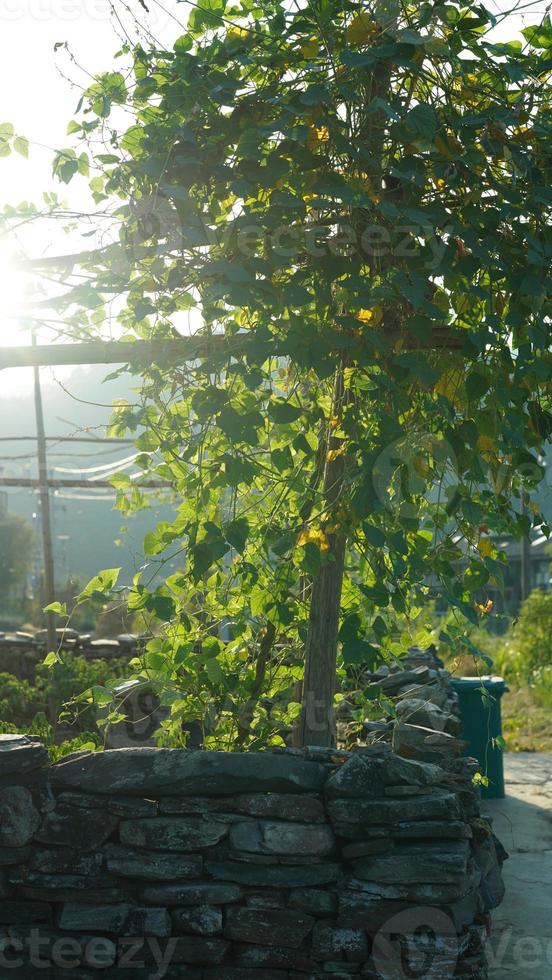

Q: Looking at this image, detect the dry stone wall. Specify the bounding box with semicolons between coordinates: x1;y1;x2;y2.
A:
0;682;505;980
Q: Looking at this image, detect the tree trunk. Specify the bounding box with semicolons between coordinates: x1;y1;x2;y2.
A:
297;366;347;747
296;3;398;747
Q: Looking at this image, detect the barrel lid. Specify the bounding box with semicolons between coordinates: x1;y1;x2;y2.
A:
451;675;509;693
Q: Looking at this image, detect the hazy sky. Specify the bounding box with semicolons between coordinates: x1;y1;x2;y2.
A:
0;1;180;394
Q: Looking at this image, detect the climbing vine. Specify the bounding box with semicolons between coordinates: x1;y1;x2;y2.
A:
16;1;552;745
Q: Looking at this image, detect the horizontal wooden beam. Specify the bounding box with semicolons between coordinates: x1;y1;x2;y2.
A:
0;478;171;490
0;326;463;373
0;336;242;372
0;436;135;444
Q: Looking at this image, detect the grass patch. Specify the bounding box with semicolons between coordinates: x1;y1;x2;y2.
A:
502;684;552;752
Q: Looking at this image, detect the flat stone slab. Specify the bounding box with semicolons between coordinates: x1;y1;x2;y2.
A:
58;792;158;818
119;816;228;852
327;790;462;837
50;749;326;797
224;908;315;948
104;844;203;880
159;793;324;823
229;820;335;857
35;804;118;852
0;786;40;847
172;905;223;936
205;860;341;888
352;840;470;884
0;735;48;777
325;748;444;798
140;882;242;906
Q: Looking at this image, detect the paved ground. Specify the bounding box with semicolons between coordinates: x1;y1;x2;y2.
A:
484;752;552;978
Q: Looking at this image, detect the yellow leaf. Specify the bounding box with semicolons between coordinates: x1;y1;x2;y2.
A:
435;368;463;404
475;599;494;615
301;36;318;58
326;447;345;462
112;398;130;413
306;125;330;150
297;527;331;551
227;25;250;42
356;306;383;326
477;538;494;559
477;435;494;453
346;11;377;46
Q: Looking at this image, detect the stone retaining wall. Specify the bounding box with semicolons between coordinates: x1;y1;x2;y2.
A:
0;701;505;979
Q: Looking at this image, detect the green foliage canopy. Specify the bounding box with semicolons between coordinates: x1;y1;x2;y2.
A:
23;1;552;745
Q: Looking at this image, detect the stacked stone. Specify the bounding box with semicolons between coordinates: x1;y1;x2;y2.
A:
0;730;503;978
358;645;508;977
0;630;138;663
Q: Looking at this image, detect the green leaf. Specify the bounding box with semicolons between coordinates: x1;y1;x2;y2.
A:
145;592;176;622
339;615;380;666
224;517;249;553
363;524;385;548
268;400;303;424
466;371;490;401
14;135;29;158
190;542;216;581
109;472;132;490
77;568;122;603
43;601;68;617
405;104;437;140
53;149;78;184
217;406;263;445
521;20;552;49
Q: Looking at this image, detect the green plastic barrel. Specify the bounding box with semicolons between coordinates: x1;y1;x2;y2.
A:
451;676;509;799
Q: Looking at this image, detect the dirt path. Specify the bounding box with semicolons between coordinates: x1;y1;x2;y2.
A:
484;752;552;978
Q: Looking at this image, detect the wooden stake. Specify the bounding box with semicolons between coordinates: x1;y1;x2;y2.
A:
32;335;57;653
297;365;348;747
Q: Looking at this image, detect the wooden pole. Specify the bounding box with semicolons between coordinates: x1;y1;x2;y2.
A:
297;365;348;747
521;493;531;603
32;334;57;653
